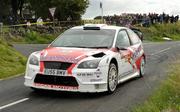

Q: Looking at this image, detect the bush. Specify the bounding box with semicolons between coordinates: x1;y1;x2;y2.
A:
25;30;57;44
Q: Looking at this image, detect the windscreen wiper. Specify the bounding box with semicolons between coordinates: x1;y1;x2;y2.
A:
88;46;110;49
61;46;90;48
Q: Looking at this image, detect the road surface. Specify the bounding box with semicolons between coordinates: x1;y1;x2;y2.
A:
0;41;180;112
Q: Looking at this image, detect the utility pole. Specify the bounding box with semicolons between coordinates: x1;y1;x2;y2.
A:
49;7;56;33
100;1;104;23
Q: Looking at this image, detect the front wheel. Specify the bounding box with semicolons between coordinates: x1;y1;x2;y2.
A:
107;63;118;94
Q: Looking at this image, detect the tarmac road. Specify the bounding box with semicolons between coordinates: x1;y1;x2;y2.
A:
0;41;180;112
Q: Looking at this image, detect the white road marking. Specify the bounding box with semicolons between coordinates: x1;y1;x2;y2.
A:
0;73;24;81
150;47;171;56
143;42;163;45
0;98;29;110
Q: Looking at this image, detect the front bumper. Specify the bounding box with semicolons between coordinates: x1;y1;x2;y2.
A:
24;64;109;93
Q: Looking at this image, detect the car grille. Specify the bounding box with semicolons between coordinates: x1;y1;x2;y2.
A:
34;74;79;87
44;61;72;70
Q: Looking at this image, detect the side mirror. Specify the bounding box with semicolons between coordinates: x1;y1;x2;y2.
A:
131;28;144;41
138;32;143;41
134;31;143;41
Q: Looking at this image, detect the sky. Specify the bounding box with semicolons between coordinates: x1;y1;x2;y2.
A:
82;0;180;19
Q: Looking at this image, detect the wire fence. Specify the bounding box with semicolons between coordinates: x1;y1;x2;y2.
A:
0;20;106;38
0;18;179;38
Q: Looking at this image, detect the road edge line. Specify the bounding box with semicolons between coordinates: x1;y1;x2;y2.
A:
0;98;29;110
0;73;25;81
150;47;171;56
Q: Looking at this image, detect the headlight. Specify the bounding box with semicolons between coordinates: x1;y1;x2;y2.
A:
29;55;39;66
78;60;101;69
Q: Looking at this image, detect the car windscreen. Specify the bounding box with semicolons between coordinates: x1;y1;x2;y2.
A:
51;29;116;48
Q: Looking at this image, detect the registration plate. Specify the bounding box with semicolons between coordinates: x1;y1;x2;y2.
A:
44;69;66;76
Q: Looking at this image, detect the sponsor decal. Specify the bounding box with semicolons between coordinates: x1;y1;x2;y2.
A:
40;55;80;63
39;48;108;63
126;45;143;70
121;50;136;70
39;48;84;63
132;46;142;60
77;72;102;77
121;45;142;70
58;49;73;54
34;83;78;90
77;73;94;77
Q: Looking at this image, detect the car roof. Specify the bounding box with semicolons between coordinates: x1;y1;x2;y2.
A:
71;24;128;31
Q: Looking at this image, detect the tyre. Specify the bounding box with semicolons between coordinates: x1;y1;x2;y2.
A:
139;57;145;77
107;63;118;94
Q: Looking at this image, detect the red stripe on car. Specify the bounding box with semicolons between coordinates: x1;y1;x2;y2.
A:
67;63;76;75
39;61;44;73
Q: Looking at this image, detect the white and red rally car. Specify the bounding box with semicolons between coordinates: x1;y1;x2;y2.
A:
24;24;146;93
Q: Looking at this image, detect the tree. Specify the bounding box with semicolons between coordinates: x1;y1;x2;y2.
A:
0;0;89;24
11;0;25;23
0;0;11;23
29;0;89;20
53;0;89;20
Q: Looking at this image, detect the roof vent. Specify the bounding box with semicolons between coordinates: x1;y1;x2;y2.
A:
83;24;107;30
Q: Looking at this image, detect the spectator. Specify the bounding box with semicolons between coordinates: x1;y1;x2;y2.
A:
37;17;43;27
101;12;179;27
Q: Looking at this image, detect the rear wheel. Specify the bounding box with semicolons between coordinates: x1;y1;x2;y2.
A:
107;63;118;94
139;57;145;77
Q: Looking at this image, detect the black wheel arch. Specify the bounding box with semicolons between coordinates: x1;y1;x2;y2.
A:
110;58;118;72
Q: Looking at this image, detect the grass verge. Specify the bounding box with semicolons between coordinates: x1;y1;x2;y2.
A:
132;62;180;112
137;22;180;41
0;39;26;79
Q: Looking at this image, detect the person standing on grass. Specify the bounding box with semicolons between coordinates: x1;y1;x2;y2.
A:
37;17;43;27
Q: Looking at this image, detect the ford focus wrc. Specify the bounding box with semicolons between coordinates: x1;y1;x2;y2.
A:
24;24;146;93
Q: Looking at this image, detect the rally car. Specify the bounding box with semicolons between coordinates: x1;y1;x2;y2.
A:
24;24;145;93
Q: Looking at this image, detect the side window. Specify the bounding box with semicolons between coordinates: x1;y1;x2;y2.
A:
127;29;140;45
116;30;131;48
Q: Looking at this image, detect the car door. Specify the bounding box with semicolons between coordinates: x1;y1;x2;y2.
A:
127;29;143;70
116;30;134;78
